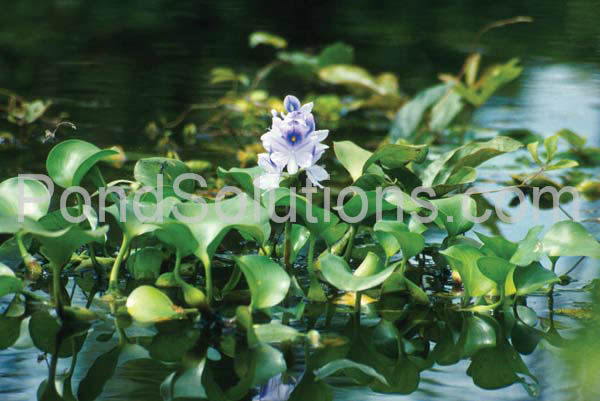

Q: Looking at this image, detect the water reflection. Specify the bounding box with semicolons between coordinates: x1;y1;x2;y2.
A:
0;274;596;401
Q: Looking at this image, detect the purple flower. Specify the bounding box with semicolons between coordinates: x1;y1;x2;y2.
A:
257;95;330;188
253;373;298;401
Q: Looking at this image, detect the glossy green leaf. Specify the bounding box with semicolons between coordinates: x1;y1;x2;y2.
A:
512;262;559;295
441;244;496;297
290;224;310;263
134;157;194;194
477;256;513;285
467;340;537;392
0;177;50;226
510;226;544;266
458;314;498;358
126;285;183;323
23;217;108;268
217;166;262;198
176;193;271;266
251;344;287;387
127;247;164;281
422;136;522;188
374;220;425;260
542;221;600;258
333;141;381;182
430;195;477;237
235;255;290;309
476;232;518;260
319;253;395;292
362;143;429;173
314;359;389;386
254;323;300;343
105;196;179;240
46;139;118;188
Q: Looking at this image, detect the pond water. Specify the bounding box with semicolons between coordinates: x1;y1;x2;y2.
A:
1;1;600;401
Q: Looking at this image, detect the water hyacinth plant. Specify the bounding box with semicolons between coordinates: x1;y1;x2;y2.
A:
1;30;600;401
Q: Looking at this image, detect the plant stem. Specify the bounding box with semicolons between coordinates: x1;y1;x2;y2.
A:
51;263;65;318
204;260;213;305
343;225;357;261
16;232;41;276
283;219;292;272
354;291;362;329
173;248;184;284
108;234;130;294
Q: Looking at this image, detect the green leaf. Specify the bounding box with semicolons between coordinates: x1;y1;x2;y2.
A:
318;65;385;95
454;59;522;106
556;128;586;148
249;31;287;49
126;286;183;323
363;143;428;173
374;220;424;260
475;232;518;260
0;177;50;226
235;255;290;309
105;196;179;240
430;195;477;237
254;323;300;343
510;226;544;266
333;140;380;182
317;42;354;67
0;275;23;298
217;166;262;198
545;159;579;171
429;90;464;132
422;136;522;188
251;344;287;387
29;311;86;357
24;217;108;268
458;314;498;358
176;194;271;266
319;253;395;292
512;263;559;295
134;157;194;194
544;135;558;163
314;359;389;386
46;139;118;188
440;244;496;297
389;83;450;141
542;221;600;258
0;316;21;349
477;256;513;285
527;142;542;165
127;247;164;281
290;224;310;263
263;188;341;245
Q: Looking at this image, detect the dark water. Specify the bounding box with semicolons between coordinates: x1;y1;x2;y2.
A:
1;1;600;400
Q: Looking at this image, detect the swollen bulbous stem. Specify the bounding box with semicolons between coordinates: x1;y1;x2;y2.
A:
108;234;130;294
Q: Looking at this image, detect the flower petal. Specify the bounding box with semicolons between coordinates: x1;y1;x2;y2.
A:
310;129;329;142
284;95;301;113
306;164;329;188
